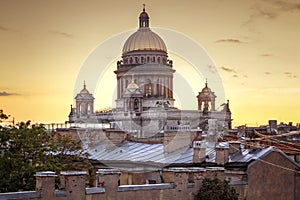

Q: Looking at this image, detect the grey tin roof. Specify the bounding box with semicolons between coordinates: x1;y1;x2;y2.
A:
85;141;280;167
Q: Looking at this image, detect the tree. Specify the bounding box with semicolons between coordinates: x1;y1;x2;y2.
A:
0;109;9;122
0;120;93;192
195;176;239;200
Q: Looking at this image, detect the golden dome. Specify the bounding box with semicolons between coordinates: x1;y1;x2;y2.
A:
127;77;139;89
201;81;212;93
80;82;90;94
122;28;167;54
122;6;167;54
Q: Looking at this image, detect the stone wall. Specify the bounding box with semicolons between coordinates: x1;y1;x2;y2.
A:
247;150;299;200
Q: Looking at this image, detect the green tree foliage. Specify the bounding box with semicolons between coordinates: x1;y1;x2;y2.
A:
0;109;9;122
195;176;239;200
0;120;93;192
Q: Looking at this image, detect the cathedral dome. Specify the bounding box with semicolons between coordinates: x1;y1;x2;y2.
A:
122;29;167;54
122;6;167;54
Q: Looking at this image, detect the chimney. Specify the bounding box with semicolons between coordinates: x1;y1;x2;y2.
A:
193;141;206;163
35;171;56;198
268;120;277;129
97;169;121;198
229;141;241;154
215;143;229;165
60;171;87;200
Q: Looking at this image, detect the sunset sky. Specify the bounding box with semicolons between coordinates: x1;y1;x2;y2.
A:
1;0;300;127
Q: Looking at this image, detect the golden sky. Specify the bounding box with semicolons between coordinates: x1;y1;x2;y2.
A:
0;0;300;127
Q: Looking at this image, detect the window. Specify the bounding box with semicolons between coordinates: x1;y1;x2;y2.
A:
145;83;152;96
152;57;155;63
134;99;139;111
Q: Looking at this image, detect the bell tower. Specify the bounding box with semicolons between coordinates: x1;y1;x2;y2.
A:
197;80;216;112
74;81;94;116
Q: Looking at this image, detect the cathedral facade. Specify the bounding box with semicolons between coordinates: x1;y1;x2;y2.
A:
68;7;232;136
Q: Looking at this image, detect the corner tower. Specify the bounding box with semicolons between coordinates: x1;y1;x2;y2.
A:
115;5;175;111
74;82;94;116
197;81;216;112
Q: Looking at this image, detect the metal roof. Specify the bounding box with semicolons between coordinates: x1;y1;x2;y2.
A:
85;141;280;168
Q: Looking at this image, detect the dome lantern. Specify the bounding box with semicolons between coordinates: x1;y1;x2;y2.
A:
122;5;167;54
139;4;149;28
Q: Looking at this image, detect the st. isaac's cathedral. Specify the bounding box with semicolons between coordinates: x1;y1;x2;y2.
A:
68;7;232;136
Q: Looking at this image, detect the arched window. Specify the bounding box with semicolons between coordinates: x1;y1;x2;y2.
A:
145;79;152;97
87;104;91;114
125;99;129;112
134;99;139;111
158;57;161;63
78;103;82;114
152;57;155;63
81;103;85;114
130;57;133;64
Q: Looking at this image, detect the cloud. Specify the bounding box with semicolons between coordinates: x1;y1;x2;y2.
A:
284;72;297;78
244;1;300;26
232;74;239;78
206;65;217;74
267;0;300;12
264;72;272;75
243;9;277;27
0;25;10;31
0;91;19;96
260;54;273;57
0;25;16;32
220;66;237;73
215;39;243;43
49;31;73;38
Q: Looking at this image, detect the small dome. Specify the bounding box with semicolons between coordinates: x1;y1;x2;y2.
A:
127;80;139;89
201;81;212;93
80;82;90;94
139;10;149;19
123;28;167;54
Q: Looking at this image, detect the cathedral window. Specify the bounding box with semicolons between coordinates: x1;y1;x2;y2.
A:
134;99;139;111
145;80;152;96
135;57;139;64
147;56;150;63
158;57;161;63
152;57;155;63
130;57;133;64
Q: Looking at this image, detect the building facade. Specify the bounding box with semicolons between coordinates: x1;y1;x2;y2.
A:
68;7;232;135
